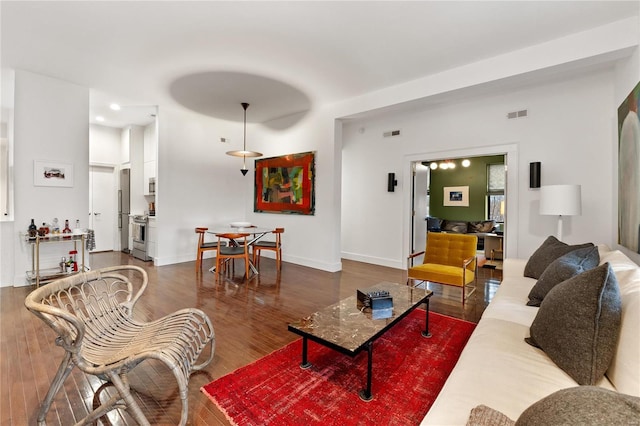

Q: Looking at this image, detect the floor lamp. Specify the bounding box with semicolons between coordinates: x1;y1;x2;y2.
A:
539;184;582;241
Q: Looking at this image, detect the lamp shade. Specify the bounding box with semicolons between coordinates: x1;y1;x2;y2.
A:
539;185;582;216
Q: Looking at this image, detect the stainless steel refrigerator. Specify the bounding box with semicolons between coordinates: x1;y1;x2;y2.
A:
119;169;130;253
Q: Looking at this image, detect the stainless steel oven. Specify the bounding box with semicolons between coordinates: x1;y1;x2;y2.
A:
132;215;151;261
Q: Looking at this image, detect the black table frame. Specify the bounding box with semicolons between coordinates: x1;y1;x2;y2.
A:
288;290;433;401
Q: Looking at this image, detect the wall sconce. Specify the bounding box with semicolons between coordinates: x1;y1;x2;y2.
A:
530;162;541;188
387;173;398;192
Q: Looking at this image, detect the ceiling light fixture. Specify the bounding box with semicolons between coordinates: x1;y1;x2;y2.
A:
439;160;455;170
95;116;105;122
430;159;470;170
226;102;263;176
109;103;121;111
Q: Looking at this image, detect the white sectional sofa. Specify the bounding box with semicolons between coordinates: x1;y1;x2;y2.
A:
422;245;640;425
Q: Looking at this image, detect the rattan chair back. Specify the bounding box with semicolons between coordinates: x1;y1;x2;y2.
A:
25;265;215;426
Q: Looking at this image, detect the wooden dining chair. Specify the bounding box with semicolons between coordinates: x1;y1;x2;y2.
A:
215;233;251;280
253;228;284;271
195;227;225;271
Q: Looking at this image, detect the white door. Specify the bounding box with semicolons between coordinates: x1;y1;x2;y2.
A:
89;165;116;252
411;162;430;265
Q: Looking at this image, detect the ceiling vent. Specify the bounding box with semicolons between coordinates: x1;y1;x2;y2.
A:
507;109;528;119
383;129;401;138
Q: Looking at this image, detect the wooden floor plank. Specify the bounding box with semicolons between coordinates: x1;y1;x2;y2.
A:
1;252;500;425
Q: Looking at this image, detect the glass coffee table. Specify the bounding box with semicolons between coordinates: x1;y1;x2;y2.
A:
287;281;433;401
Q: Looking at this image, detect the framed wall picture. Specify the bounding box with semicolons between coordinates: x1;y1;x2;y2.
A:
254;151;315;215
443;186;469;207
34;160;74;187
617;80;640;253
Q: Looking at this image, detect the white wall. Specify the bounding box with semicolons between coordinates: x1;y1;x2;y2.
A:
154;103;344;272
247;107;343;271
330;16;638;270
155;106;247;266
8;70;89;286
341;69;617;268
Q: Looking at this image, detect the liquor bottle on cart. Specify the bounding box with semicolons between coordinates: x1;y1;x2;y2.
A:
63;219;72;238
28;219;37;239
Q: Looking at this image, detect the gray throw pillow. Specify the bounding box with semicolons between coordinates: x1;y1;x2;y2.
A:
516;386;640;426
523;236;593;279
526;246;600;306
525;263;622;385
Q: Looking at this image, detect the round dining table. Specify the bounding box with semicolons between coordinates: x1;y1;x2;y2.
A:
206;226;275;275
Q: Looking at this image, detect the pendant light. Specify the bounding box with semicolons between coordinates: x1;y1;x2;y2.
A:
226;102;263;175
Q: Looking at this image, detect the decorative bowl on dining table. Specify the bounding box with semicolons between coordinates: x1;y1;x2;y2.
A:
230;221;252;228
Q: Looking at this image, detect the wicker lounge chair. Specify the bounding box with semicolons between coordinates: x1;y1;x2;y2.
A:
24;265;215;425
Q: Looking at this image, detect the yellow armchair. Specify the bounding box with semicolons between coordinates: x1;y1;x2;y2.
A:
407;232;478;304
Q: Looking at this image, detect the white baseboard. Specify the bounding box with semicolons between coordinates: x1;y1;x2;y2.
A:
341;251;404;270
155;252;342;272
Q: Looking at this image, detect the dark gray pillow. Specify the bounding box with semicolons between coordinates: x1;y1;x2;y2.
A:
527;246;600;306
516;386;640;426
525;263;622;385
523;236;593;279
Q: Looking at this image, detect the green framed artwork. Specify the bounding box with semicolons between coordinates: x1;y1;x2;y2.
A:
254;151;315;215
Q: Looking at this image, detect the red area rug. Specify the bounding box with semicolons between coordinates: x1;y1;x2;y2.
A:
202;310;475;425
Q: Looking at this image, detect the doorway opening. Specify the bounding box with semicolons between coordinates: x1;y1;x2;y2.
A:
89;165;117;252
411;154;507;268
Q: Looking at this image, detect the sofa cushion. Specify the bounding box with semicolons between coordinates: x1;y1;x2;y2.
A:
466;405;514;426
525;263;622;385
526;246;600;306
420;317;614;426
523;236;594;279
468;220;495;233
596;249;640;396
441;220;468;233
426;217;442;232
515;386;640;425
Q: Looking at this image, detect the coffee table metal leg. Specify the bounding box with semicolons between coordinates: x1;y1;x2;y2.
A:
422;298;432;338
358;341;374;401
300;336;311;369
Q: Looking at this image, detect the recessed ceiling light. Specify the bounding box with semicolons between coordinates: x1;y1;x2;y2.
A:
96;116;105;122
109;103;121;111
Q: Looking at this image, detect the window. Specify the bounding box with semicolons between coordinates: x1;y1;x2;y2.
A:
487;163;505;222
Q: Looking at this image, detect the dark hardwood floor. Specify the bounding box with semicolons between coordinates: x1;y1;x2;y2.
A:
1;251;501;425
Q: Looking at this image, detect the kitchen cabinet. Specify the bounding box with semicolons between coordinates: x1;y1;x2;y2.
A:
148;217;156;262
143;121;157;196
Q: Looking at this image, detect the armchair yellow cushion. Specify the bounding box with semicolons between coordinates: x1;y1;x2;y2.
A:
408;263;475;287
408;232;478;290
